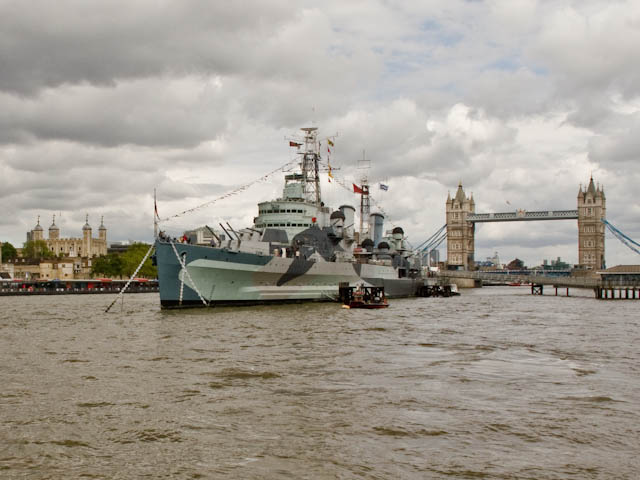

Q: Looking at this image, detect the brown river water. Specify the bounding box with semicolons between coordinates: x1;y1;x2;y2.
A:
1;287;639;479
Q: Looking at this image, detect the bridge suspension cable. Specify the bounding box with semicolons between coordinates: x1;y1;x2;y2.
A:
416;224;448;263
602;219;640;256
416;224;447;251
422;231;447;256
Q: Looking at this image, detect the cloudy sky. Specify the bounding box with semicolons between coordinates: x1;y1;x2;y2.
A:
1;0;639;267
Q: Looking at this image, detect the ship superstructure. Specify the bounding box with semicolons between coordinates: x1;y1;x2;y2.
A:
253;128;331;240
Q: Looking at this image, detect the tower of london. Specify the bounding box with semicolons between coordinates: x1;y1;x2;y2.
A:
28;215;107;258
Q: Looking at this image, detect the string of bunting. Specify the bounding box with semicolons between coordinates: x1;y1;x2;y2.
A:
321;160;398;229
158;159;297;223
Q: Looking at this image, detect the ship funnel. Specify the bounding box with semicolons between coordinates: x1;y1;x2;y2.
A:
339;205;356;239
330;210;345;237
369;213;384;247
392;226;404;251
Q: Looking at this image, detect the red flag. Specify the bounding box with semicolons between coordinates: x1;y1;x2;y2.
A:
353;183;363;194
289;141;302;147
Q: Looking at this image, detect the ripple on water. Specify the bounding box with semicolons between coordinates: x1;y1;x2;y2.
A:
113;429;184;444
373;426;448;438
76;402;115;408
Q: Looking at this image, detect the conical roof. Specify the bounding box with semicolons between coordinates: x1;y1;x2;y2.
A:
586;176;596;196
454;182;466;203
49;214;59;231
99;216;106;230
33;216;43;231
82;214;92;231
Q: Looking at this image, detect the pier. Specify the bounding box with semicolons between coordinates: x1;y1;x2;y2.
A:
438;270;640;300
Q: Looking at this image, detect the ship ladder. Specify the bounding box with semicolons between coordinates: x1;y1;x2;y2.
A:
170;241;210;307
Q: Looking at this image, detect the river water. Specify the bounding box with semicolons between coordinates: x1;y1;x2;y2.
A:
1;287;638;479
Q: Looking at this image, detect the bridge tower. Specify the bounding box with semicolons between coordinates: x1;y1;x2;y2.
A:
577;177;606;270
446;182;475;269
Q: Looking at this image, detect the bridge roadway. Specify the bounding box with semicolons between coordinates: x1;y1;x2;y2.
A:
438;270;640;289
466;210;578;223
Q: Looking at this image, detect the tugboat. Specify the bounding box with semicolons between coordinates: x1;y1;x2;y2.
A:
339;283;389;309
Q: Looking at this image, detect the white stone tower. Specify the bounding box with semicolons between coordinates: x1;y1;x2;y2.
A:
49;214;60;240
99;216;107;243
31;216;44;242
82;214;92;257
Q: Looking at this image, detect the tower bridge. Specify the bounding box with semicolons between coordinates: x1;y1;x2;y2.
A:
446;177;606;270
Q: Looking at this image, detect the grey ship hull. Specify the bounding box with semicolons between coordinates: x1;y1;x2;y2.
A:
155;240;426;308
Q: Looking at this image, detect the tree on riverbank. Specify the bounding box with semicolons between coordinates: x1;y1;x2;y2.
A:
91;243;156;279
1;242;18;260
22;240;54;260
121;243;156;278
91;253;124;278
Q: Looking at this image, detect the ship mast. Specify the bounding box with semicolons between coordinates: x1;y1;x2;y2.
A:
300;127;321;205
358;150;370;239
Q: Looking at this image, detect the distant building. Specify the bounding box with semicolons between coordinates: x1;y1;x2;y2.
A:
6;256;92;280
108;242;132;255
541;256;571;270
27;214;107;258
182;226;226;245
476;251;503;270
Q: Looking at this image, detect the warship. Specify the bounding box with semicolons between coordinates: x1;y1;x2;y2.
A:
154;127;439;308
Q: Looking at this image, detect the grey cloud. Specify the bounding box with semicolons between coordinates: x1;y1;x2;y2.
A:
0;78;231;148
0;1;297;95
588;114;640;167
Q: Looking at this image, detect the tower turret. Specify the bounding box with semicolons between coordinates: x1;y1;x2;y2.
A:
49;214;60;240
31;216;44;241
82;214;92;257
99;216;107;242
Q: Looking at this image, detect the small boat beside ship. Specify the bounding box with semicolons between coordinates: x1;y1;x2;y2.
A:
339;284;389;309
153;127;448;308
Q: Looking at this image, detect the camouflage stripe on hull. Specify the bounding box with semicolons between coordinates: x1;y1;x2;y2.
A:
155;240;421;308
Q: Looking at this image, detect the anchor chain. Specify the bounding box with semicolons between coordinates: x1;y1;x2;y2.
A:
170;241;209;307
